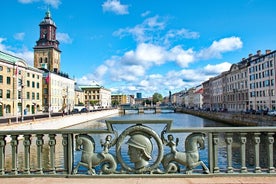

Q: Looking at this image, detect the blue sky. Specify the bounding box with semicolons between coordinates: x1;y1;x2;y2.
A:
1;0;276;97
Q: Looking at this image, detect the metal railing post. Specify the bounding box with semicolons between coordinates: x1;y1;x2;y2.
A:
240;133;247;173
11;135;19;175
226;133;233;173
0;135;6;175
36;134;44;174
212;133;220;173
267;133;275;173
23;134;31;174
254;133;261;173
49;134;56;174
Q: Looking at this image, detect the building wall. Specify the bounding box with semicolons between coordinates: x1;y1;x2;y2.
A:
0;51;43;117
248;50;276;110
79;85;111;109
45;72;75;113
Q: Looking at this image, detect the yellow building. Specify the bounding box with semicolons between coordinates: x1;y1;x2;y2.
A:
0;51;43;118
111;94;128;106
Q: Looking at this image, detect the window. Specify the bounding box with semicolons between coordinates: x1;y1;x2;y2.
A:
27;80;30;87
6;77;11;84
32;81;35;88
6;90;11;99
27;73;30;77
32;92;35;100
27;92;30;99
40;57;43;63
36;82;40;89
36;93;40;100
18;91;21;99
0;66;3;71
0;75;3;83
0;89;2;98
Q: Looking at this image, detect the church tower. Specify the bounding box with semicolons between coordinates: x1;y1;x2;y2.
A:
34;10;61;73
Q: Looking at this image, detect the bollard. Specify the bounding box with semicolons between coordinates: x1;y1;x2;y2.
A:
8;118;11;124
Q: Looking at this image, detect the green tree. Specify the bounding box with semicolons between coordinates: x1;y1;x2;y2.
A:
90;100;99;106
152;93;163;105
112;100;120;107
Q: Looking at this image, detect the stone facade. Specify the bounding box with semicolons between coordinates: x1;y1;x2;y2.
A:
0;51;43;117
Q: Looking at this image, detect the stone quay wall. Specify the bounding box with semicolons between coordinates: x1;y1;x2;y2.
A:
176;108;276;126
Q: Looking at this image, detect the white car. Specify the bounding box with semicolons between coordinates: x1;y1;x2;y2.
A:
267;110;276;116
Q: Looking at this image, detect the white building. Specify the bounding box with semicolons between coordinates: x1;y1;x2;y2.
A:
43;71;75;113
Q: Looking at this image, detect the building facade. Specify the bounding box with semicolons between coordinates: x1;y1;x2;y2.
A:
248;50;276;110
79;85;111;109
0;51;43;117
43;71;75;113
202;49;276;112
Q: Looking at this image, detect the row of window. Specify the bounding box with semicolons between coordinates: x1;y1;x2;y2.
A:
85;95;100;100
0;75;40;88
249;79;274;89
250;89;275;97
0;89;40;100
249;69;274;80
0;66;41;79
249;60;274;73
228;71;247;82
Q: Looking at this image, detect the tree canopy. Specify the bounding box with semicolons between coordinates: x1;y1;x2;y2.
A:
152;93;163;104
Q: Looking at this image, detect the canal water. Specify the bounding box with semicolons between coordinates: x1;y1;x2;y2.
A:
66;112;235;173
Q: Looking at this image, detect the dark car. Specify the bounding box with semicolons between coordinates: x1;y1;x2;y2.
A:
71;108;79;114
80;108;88;113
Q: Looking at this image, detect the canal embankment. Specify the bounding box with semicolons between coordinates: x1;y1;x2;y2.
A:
0;109;119;131
176;108;276;126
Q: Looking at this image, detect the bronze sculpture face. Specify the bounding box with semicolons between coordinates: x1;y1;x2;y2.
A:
126;134;153;169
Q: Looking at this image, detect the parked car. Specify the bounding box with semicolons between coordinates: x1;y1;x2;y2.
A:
71;108;79;114
80;108;88;113
255;109;268;115
267;110;276;116
244;109;256;114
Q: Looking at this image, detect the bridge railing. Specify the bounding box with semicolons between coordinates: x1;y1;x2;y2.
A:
0;120;275;177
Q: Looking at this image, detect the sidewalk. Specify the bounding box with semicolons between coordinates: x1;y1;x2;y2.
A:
0;109;119;130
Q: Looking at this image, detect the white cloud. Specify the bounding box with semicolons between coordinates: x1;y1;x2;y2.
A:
113;15;167;43
102;0;129;15
197;36;243;59
18;0;39;3
169;46;195;68
56;33;72;44
43;0;61;8
0;38;33;66
14;32;25;41
18;0;61;8
141;11;151;17
203;62;232;75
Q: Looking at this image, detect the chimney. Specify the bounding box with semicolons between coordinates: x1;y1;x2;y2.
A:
266;49;271;54
257;50;261;56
